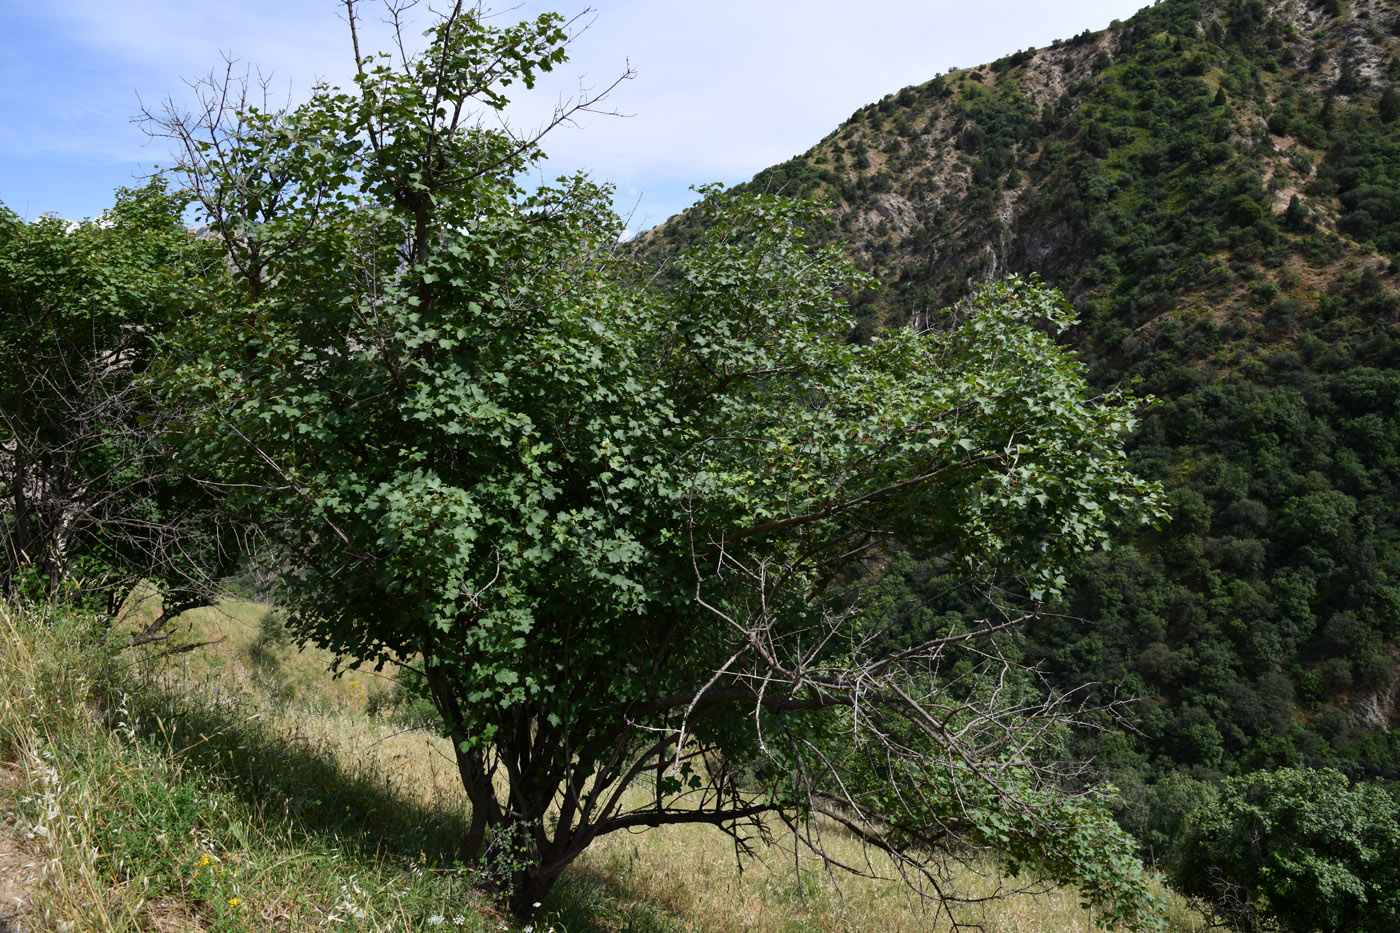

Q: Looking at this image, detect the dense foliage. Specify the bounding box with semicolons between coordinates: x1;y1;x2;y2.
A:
0;182;217;614
1171;768;1400;932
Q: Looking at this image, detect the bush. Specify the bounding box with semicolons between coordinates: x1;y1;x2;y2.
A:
248;607;293;666
1169;768;1400;933
365;682;441;733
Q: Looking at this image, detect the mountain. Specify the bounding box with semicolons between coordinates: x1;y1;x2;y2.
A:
643;0;1400;851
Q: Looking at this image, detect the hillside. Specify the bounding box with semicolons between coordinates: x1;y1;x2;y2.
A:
644;0;1400;847
0;599;1206;931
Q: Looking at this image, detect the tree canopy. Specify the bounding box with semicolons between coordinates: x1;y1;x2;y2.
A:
153;1;1164;923
1170;767;1400;933
0;181;218;622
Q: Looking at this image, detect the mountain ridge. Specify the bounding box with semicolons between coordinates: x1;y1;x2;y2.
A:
653;0;1400;352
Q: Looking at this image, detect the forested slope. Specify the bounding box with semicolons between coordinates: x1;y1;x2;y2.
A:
644;0;1400;845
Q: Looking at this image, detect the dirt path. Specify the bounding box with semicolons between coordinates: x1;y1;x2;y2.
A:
0;763;40;933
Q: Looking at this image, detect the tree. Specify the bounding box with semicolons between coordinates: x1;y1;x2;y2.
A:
0;181;221;629
1379;86;1400;124
153;2;1164;923
1169;768;1400;933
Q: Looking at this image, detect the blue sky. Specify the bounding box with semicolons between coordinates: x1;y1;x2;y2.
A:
1;1;1150;229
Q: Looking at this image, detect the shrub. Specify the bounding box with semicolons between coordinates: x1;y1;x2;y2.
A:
1169;768;1400;933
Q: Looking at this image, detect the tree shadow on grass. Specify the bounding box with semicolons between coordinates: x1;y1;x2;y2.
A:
539;864;691;933
122;673;469;868
116;671;696;933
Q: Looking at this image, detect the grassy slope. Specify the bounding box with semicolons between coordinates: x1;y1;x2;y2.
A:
0;600;1203;932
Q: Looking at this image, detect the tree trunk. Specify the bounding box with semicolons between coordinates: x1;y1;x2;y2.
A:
7;389;30;592
505;855;571;919
457;803;488;865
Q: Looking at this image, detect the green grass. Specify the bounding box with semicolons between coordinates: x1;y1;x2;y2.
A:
1;601;501;932
0;599;1206;932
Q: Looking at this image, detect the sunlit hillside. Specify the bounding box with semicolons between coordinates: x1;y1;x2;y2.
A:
0;599;1205;932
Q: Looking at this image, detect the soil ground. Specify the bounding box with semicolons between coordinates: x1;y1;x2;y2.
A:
0;763;39;933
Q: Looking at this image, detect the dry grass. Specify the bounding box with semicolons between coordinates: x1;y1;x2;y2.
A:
113;596;377;711
565;785;1206;933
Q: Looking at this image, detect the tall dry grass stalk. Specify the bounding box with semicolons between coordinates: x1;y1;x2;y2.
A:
1;602;138;930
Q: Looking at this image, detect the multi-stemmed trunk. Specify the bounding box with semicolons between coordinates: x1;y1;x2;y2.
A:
443;729;599;918
425;657;759;920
